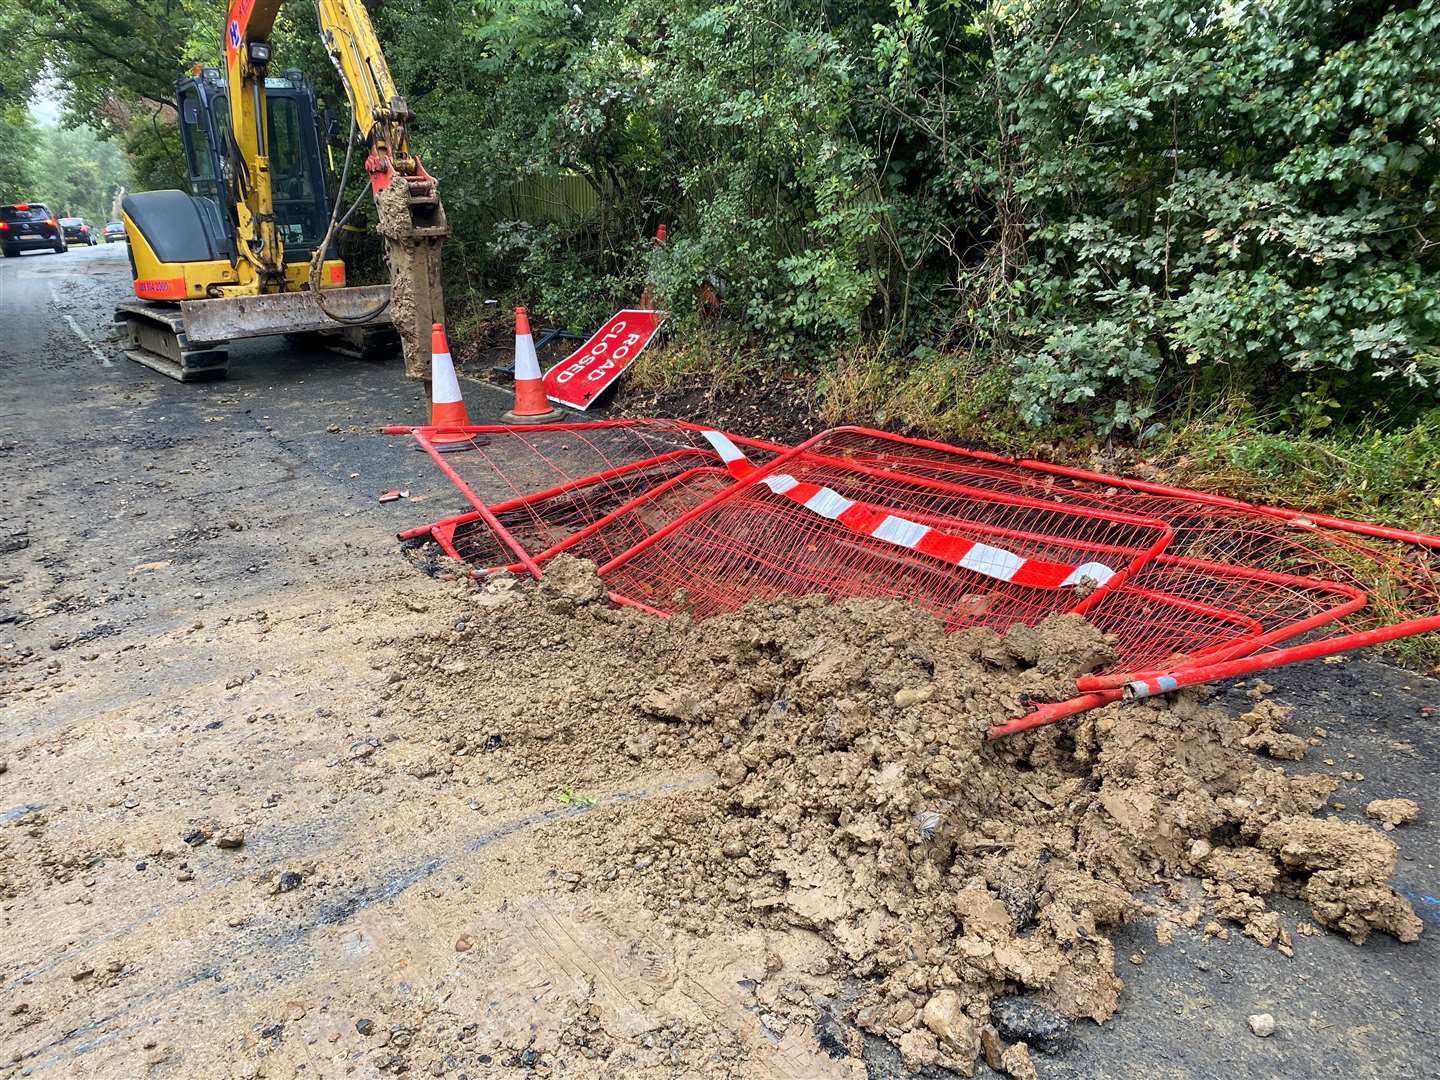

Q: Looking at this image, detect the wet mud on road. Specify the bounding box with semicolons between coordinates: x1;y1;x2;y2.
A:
0;246;1437;1078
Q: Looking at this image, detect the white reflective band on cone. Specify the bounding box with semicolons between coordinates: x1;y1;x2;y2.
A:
431;352;462;404
514;334;542;380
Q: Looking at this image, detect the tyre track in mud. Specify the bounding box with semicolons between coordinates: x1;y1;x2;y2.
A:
16;771;715;1073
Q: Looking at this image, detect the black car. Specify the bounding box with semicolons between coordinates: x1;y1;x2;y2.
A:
1;204;66;256
102;221;126;243
58;217;98;246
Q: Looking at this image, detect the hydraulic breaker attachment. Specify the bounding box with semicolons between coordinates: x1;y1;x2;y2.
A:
374;171;449;380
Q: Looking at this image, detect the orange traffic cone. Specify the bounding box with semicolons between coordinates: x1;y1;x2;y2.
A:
503;307;562;424
428;322;475;450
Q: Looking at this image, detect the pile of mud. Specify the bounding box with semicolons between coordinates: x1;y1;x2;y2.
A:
387;556;1422;1076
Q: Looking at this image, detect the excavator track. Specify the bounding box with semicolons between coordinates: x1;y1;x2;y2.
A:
114;285;399;382
114;301;230;382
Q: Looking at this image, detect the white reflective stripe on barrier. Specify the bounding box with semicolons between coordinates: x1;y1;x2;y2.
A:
699;430;1116;591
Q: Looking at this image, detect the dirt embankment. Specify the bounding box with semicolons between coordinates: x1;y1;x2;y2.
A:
379;555;1422;1076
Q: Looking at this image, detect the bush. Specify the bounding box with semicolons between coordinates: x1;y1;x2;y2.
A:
378;0;1439;433
23;0;1440;438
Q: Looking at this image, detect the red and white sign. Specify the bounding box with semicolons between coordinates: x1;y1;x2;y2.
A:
543;309;665;410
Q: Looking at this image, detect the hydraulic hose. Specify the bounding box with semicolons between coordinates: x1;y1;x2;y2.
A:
307;52;390;325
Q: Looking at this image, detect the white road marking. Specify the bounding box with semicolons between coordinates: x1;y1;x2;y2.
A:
51;283;114;368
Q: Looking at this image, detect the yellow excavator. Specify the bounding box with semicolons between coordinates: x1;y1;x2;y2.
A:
115;0;446;381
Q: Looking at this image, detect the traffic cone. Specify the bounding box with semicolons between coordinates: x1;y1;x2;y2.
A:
503;307;563;424
428;322;476;450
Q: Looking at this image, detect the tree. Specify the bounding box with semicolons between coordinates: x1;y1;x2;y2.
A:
0;108;39;201
31;124;132;221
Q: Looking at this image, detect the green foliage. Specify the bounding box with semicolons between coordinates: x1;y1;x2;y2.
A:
1165;408;1440;536
935;0;1440;431
0;109;39;202
374;0;889;336
2;0;215;123
30;125;131;222
4;0;1437;443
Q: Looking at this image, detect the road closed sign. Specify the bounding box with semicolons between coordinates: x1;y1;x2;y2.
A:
543;309;665;410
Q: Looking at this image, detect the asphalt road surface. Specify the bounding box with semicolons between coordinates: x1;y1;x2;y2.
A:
1;244;1437;1078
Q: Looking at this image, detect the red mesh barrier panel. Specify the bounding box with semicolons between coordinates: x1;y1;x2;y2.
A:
786;428;1439;734
599;446;1176;633
391;421;1440;737
394;420;780;575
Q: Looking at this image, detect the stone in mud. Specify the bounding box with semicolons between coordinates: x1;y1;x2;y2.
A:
1247;1012;1276;1038
897;1028;939;1070
271;871;303;894
813;1000;850;1059
922;989;980;1063
979;1024;1006;1071
893;685;934;709
1000;1040;1040;1080
1365;798;1418;829
537;555;606;606
990;996;1071;1054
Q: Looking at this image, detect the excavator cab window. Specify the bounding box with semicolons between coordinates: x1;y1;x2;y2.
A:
262;77;333;261
179;87;221;202
267;95;322;249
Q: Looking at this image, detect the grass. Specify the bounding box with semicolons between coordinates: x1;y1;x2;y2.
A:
633;338;1440;535
1156;409;1440;537
626;327;776;396
557;786;597;809
818;347;1045;451
1158;411;1440;673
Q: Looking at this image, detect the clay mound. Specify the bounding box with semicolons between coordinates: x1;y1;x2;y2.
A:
386;557;1422;1076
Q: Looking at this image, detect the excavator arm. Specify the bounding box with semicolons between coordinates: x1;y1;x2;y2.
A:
220;0;447;377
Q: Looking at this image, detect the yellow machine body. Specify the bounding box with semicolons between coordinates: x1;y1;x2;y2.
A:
121;210;348;302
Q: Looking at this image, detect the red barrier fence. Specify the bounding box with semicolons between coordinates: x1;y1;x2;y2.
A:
390;421;1440;738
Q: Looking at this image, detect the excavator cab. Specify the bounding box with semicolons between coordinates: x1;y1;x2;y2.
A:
122;68;347;309
116;68;396;381
174;68;332;264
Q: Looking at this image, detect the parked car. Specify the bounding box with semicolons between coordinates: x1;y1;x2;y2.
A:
58;217;98;245
103;221;126;243
1;204;66;256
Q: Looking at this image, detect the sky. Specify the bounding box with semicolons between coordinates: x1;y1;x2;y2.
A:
28;80;62;127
